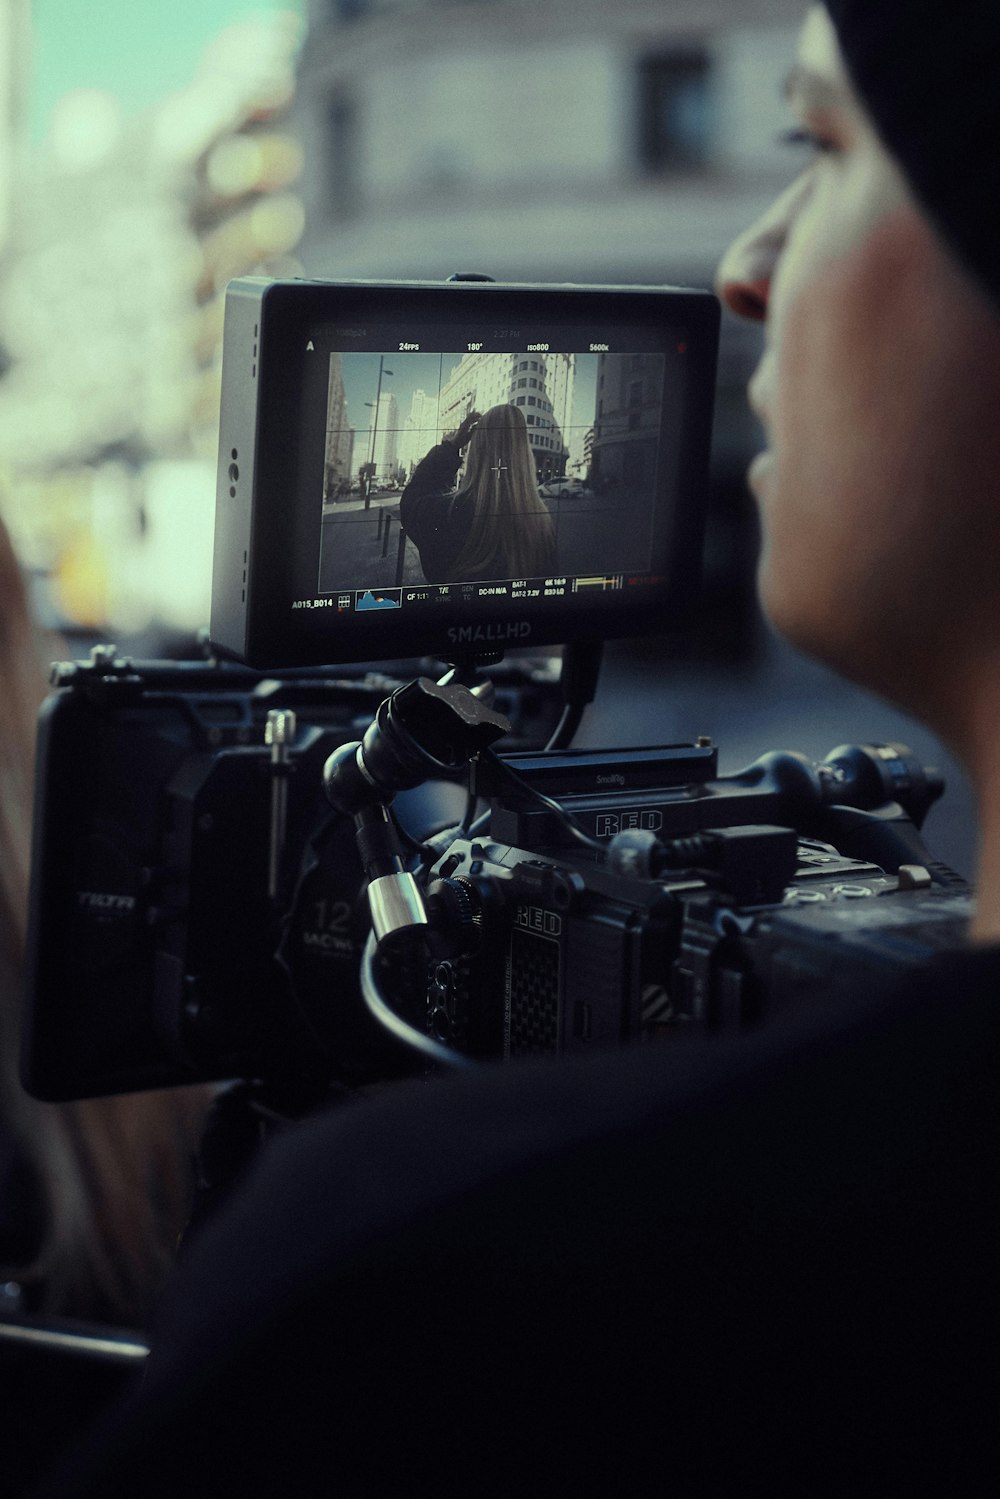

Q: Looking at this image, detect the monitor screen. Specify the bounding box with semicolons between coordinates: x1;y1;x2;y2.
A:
212;280;719;667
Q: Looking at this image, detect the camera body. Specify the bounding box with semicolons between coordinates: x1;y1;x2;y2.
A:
420;827;971;1063
379;739;972;1063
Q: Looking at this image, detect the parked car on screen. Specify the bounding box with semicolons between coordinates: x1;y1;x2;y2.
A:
539;477;587;499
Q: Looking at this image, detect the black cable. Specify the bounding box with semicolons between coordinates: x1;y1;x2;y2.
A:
466;808;491;839
544;701;584;752
458;787;480;834
360;932;476;1070
545;640;604;751
392;811;435;862
479;748;604;855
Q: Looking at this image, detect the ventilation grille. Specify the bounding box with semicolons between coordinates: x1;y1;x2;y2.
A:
506;929;560;1057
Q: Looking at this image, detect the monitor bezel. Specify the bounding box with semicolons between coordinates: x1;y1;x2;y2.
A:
214;279;720;669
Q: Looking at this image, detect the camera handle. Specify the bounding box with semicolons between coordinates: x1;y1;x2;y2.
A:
323;674;511;1065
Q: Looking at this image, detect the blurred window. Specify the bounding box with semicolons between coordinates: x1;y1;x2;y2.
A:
637;50;712;170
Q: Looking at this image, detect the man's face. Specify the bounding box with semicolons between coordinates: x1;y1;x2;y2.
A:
716;6;1000;721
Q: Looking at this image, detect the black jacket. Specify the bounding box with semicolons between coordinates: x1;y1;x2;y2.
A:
37;942;1000;1496
399;441;474;583
400;442;556;584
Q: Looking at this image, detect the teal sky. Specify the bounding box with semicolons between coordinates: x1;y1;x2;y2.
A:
30;0;306;138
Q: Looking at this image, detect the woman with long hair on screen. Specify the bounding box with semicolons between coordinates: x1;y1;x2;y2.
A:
400;403;557;584
0;511;209;1329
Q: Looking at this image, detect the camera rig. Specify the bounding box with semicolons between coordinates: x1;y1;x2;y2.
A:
22;640;972;1104
19;277;973;1107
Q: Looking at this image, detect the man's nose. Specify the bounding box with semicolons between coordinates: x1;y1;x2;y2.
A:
716;226;772;321
715;172;812;322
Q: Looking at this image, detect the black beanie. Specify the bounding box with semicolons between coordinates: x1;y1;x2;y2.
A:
824;1;1000;309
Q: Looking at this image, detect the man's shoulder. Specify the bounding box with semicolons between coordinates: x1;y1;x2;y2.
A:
45;942;1000;1496
163;938;1000;1325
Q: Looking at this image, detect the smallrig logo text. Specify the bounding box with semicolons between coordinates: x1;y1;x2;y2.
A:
596;774;625;787
77;891;137;913
447;622;532;645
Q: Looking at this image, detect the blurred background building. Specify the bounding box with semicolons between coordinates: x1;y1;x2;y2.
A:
1;0;809;646
295;0;800;287
0;0;976;871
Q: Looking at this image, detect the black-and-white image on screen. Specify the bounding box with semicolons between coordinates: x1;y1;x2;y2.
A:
316;349;668;596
